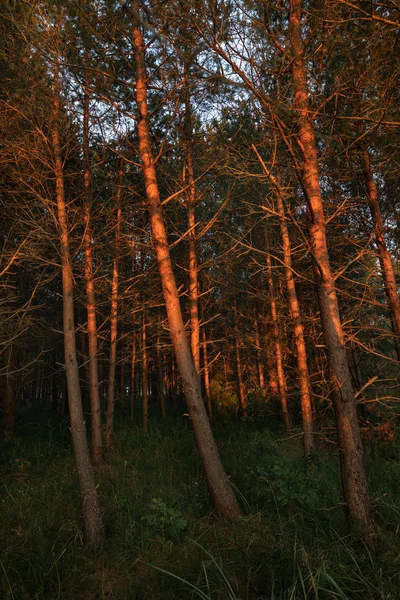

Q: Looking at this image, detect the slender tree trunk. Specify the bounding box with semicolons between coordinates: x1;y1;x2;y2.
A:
83;76;103;466
202;328;212;418
254;316;265;389
132;4;241;519
105;163;122;449
142;309;148;431
171;357;177;410
184;81;201;374
130;328;136;422
52;66;103;544
156;336;166;418
265;233;291;430
275;184;314;454
233;302;247;416
363;148;400;361
289;0;373;533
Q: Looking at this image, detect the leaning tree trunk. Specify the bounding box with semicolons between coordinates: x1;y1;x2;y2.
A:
363;147;400;361
105;163;122;450
132;2;241;519
52;66;103;545
289;0;373;533
83;76;103;466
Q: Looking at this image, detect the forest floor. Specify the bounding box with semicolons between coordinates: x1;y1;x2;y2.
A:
1;410;400;599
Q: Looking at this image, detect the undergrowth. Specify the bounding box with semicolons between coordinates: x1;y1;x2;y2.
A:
1;412;400;599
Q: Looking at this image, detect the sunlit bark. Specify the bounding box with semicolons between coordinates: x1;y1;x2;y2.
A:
363;148;400;361
265;232;291;431
184;78;201;374
202;328;212;419
105;162;122;449
83;77;103;466
275;185;314;454
132;1;241;519
289;0;373;533
52;63;103;544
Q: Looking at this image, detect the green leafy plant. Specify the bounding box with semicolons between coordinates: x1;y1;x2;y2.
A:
143;498;188;540
256;459;319;509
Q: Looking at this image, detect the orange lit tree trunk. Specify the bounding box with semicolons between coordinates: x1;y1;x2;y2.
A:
132;3;241;518
184;77;201;374
52;66;103;544
272;177;314;453
363;148;400;361
202;328;212;418
83;77;103;467
265;232;291;431
233;301;247;416
289;0;373;532
253;315;265;390
105;163;122;449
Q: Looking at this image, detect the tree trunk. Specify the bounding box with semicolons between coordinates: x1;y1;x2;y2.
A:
132;3;241;519
233;302;247;416
275;183;314;454
265;233;291;431
254;316;265;390
83;76;103;467
52;67;103;545
156;336;166;418
363;148;400;361
105;162;122;449
202;328;212;418
141;309;148;431
289;0;373;533
184;81;201;374
130;328;137;422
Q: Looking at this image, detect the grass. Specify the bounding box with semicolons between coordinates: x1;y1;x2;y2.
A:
1;410;400;599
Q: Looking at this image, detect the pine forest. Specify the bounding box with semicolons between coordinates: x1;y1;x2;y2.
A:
1;1;400;598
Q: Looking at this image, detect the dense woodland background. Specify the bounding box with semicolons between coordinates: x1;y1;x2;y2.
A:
1;0;400;598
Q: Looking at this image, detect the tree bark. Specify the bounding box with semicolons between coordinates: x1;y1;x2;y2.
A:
132;3;241;519
105;162;122;449
184;78;201;374
130;328;137;422
363;148;400;361
289;0;373;533
202;328;212;418
275;183;314;454
52;66;103;545
254;316;265;390
233;301;247;416
142;309;148;431
156;336;166;418
83;76;103;467
265;232;291;431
